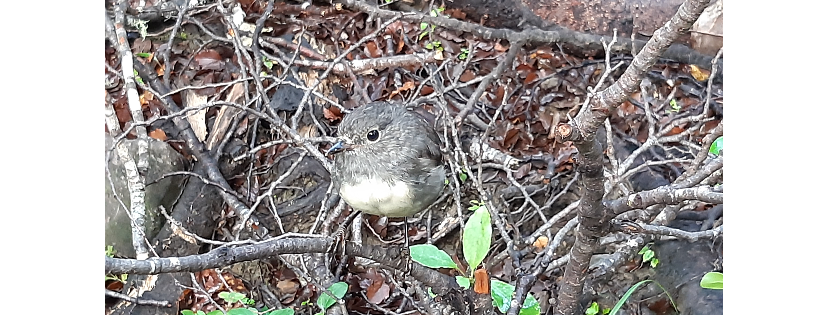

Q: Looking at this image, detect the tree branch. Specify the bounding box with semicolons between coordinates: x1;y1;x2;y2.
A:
606;185;722;215
553;0;714;313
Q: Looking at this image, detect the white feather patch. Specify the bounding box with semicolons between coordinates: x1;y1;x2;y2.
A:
339;178;414;217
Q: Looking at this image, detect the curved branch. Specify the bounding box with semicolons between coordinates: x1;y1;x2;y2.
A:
104;236;461;295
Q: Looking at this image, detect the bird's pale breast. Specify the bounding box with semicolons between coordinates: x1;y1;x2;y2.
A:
338;177;420;217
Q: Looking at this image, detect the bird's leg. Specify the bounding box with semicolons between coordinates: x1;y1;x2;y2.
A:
402;217;413;274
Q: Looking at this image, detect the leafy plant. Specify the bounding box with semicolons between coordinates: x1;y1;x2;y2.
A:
462;202;491;273
133;69;144;84
106;245;116;257
181;308;265;315
316;282;349;315
490;280;541;315
181;291;293;315
418;7;445;40
458;48;469;60
130;19;149;39
709;136;723;155
105;246;128;282
458;171;468;183
410;201;540;314
424;40;443;52
669;99;681;112
181;291;295;315
219;291;255;305
105;273;128;283
700;271;723;290
410;244;457;269
638;244;659;268
261;56;275;76
584;301;610;315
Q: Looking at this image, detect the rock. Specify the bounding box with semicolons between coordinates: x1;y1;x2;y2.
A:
104;134;187;258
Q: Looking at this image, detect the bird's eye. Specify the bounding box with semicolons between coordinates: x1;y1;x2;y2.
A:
366;129;380;142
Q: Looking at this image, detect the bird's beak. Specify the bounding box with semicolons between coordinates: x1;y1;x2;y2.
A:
327;139;351;156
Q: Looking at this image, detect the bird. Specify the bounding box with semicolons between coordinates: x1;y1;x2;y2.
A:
329;101;446;220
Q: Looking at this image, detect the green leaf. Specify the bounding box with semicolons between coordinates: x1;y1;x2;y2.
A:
106;245;116;257
585;302;600;315
427;287;436;298
520;294;541;315
227;309;256;315
700;272;723;290
669;99;680;112
420;22;428;30
133;69;144;84
207;311;223;315
180;311;196;315
490;280;514;312
603;307;611;314
424;42;433;49
468;200;481;211
642;248;655;263
489;280;541;315
638;245;649;255
463;204;492;271
458;48;469;60
611;280;653;314
650;257;659;268
455;276;471;289
317;282;348;310
219;291;248;304
269;308;295;315
419;30;429;40
459;172;467;183
410;244;457;268
709;136;723;155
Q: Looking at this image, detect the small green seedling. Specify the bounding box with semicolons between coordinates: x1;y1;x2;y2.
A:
316;282;349;315
105;246;128;282
638;244;659;268
585;301;610;315
133;69;144;84
411;200;540;314
419;7;445;40
669;99;681;112
424;40;443;51
458;48;469;60
458;171;468;183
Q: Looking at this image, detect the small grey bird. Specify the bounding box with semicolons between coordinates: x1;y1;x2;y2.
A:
329;101;445;218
